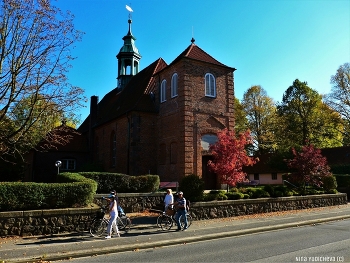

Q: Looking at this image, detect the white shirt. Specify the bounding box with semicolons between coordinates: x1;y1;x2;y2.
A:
164;194;173;207
109;200;118;217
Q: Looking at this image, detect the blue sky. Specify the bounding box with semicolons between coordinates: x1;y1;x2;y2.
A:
55;0;350;124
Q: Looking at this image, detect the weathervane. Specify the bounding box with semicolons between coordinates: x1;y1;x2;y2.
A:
126;4;133;19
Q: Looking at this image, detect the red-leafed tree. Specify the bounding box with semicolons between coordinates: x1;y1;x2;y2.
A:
285;144;332;191
208;129;258;187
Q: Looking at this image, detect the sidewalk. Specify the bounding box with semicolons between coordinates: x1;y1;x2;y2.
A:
1;204;350;263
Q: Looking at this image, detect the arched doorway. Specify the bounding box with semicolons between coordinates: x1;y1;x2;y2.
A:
202;155;217;190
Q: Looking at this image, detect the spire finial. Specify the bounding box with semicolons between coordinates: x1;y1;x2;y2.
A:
191;26;195;44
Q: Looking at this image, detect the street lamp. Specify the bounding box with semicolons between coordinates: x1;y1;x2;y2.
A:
55;160;62;175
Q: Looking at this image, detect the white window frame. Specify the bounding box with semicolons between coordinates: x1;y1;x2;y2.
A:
271;173;277;180
160;79;167;103
171;73;178;98
205;73;216;97
61;159;76;170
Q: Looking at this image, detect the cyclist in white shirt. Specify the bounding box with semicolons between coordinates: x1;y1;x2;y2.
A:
105;194;120;239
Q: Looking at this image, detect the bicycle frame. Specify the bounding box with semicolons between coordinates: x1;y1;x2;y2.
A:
89;206;131;237
157;207;192;231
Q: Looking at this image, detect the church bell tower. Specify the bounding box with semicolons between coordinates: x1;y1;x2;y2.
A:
116;16;141;91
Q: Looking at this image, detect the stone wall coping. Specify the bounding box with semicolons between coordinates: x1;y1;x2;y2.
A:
0;211;24;217
192;193;347;207
95;193;165;198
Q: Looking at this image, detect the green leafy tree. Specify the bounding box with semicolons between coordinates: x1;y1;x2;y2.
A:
234;97;248;135
208;129;258;187
242;85;278;154
0;0;85;162
277;79;342;150
325;63;350;145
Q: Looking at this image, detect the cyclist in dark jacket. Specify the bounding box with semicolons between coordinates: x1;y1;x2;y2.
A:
174;191;188;231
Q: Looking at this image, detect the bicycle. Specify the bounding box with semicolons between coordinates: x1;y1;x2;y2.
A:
157;206;192;231
89;206;131;237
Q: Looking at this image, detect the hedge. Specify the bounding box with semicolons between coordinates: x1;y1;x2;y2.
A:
79;172;160;193
0;172;97;212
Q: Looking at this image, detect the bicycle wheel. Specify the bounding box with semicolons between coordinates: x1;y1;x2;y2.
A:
159;215;173;231
179;214;192;229
156;213;164;228
89;218;107;237
118;216;131;233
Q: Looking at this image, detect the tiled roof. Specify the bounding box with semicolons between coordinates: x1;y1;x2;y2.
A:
243;146;350;174
37;125;88;152
168;43;235;70
243;153;286;174
78;58;167;133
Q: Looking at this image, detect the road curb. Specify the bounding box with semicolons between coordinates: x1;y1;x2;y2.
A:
7;214;350;263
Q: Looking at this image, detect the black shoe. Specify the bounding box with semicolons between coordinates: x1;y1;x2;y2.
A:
176;228;181;231
183;227;188;231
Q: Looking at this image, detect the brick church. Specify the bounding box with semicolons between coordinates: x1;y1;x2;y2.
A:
27;18;236;189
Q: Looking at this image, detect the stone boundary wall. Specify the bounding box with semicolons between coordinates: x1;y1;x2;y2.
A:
0;193;347;237
190;193;348;220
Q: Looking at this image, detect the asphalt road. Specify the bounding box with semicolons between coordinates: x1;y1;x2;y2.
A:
58;218;350;263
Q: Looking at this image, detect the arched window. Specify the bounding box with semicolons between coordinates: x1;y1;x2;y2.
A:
111;132;116;167
171;73;178;98
160;79;167;102
205;73;216;97
201;134;218;150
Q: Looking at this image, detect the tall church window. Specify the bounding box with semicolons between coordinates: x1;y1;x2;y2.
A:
111;132;116;167
160;79;167;103
201;134;218;150
205;73;216;97
171;73;178;98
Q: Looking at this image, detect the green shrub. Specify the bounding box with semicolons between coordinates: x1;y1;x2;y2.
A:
274;190;284;197
322;176;337;191
327;189;338;194
179;174;205;202
252;188;270;198
0;173;97;211
203;193;216;201
226;192;244;200
263;185;274;196
80;172;159;193
229;187;239;192
243;194;250;199
285;190;294;197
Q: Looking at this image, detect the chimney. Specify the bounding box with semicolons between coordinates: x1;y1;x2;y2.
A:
90;96;99;127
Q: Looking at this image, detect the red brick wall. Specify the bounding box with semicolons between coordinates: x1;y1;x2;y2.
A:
91;58;235;187
93;112;157;176
154;59;234;183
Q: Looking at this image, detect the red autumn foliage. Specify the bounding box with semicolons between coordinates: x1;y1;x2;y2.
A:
208;129;258;187
285;144;332;188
